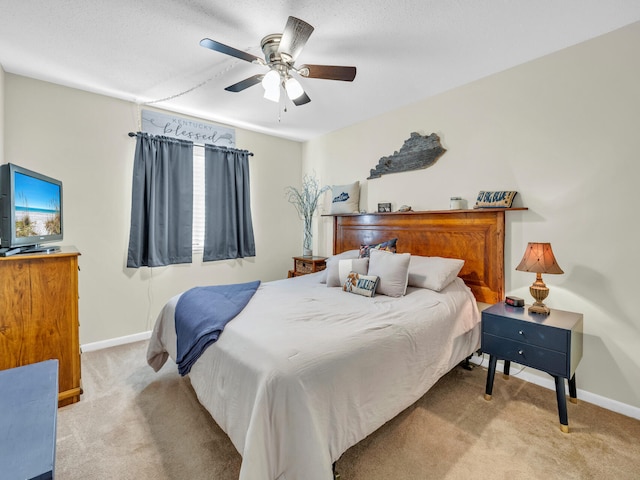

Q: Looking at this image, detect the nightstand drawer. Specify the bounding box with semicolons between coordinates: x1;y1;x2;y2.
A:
483;333;568;377
295;259;315;274
483;313;568;352
290;256;327;277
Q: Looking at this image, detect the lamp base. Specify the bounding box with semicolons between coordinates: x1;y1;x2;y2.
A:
528;302;550;315
528;274;551;315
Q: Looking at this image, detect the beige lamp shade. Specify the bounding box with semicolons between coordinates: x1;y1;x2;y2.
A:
516;242;564;274
516;242;563;315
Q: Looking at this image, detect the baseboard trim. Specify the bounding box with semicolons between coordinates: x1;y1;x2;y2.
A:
469;356;640;421
81;331;152;353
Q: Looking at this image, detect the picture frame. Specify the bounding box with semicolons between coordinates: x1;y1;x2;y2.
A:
377;202;391;213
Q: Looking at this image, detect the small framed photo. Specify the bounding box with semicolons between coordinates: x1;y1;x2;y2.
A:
377;202;391;213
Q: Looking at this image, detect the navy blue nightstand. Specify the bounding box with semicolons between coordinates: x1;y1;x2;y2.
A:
481;303;583;433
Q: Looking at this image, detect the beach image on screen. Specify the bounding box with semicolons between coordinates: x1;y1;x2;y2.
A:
14;171;61;237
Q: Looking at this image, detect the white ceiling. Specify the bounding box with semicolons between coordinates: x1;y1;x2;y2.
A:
1;1;639;142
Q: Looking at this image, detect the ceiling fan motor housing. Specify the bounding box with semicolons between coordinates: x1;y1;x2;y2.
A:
261;34;290;66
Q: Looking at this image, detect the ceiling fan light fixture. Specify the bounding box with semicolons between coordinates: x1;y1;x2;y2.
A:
285;77;304;100
261;70;281;102
263;85;281;103
261;69;280;89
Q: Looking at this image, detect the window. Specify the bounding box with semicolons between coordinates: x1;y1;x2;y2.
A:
127;133;253;266
192;146;205;253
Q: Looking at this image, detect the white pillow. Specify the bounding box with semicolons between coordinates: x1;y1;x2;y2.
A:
330;181;360;214
367;249;411;297
324;250;361;286
407;256;465;291
338;258;369;286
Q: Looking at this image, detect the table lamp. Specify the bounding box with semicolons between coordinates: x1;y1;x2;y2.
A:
515;242;564;315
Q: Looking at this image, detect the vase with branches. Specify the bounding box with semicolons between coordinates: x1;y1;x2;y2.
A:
285;173;329;256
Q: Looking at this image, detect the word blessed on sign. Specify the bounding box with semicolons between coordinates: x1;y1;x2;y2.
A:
141;109;235;146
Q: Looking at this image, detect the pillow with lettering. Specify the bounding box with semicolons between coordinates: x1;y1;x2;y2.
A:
343;272;379;298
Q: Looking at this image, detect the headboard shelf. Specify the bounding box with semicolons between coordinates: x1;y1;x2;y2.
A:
323;207;527;217
331;208;525;304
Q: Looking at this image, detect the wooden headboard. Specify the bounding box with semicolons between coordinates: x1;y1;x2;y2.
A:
332;209;523;304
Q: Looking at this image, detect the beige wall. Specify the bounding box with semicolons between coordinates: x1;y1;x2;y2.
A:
3;74;303;344
0;64;4;156
3;22;639;412
305;22;640;409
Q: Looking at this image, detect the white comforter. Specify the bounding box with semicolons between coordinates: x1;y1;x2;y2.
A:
147;272;480;480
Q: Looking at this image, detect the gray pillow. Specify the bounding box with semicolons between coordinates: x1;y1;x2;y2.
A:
327;258;369;287
367;249;411;297
325;250;360;286
407;255;464;291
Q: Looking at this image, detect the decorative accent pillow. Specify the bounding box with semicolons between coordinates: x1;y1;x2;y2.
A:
474;191;517;209
325;250;360;286
338;258;369;286
343;272;379;298
407;256;465;292
367;249;411;297
330;181;360;214
326;258;369;287
359;238;397;258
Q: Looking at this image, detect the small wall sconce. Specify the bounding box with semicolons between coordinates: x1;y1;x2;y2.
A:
515;242;564;315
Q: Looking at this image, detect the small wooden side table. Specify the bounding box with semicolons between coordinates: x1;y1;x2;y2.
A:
288;255;328;278
481;302;583;433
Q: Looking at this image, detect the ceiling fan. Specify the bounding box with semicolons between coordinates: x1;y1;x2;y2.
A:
200;16;357;106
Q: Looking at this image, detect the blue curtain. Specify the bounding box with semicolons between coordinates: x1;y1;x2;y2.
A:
127;133;194;267
203;145;255;261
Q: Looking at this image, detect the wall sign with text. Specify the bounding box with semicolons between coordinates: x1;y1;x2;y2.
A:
141;109;235;146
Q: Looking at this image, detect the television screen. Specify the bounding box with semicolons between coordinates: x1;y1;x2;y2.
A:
0;163;63;252
14;171;62;238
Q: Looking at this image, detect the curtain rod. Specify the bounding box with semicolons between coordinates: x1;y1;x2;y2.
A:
127;132;253;155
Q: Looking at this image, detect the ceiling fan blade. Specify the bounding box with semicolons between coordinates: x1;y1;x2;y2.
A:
277;16;314;61
200;38;262;64
292;91;311;106
224;74;265;92
298;64;357;82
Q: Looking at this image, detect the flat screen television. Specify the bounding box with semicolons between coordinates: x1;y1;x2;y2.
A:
0;163;63;254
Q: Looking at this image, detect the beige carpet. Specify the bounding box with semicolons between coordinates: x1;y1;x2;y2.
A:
55;340;640;479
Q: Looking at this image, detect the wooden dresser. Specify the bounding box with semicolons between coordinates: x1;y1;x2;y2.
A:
0;247;81;407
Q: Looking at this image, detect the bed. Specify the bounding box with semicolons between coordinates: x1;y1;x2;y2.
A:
147;209;511;480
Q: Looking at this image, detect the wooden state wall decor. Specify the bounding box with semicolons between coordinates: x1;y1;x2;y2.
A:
368;132;446;179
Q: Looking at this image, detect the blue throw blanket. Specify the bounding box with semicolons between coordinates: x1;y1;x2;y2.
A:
175;280;261;376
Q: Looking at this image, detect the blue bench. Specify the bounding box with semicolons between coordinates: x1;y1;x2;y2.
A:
0;360;59;480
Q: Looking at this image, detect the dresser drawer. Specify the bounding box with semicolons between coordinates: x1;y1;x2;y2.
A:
483;313;568;352
483;333;569;377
